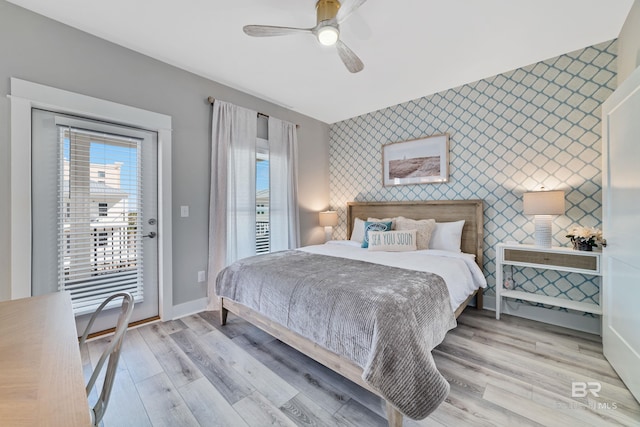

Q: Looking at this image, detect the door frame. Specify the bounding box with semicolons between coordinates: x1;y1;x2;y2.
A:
9;78;173;320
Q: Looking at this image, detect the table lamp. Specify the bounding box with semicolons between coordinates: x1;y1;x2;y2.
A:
319;211;338;242
523;189;565;248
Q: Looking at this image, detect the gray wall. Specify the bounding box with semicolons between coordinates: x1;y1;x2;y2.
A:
0;0;330;304
618;0;640;84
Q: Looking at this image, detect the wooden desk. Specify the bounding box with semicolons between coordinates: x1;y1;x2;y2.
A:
0;292;90;426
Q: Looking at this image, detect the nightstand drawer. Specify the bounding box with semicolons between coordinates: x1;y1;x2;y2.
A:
503;249;598;272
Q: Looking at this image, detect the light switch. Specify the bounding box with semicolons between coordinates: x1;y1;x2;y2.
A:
180;205;189;217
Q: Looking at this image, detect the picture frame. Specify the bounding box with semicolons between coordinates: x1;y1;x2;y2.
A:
382;133;450;186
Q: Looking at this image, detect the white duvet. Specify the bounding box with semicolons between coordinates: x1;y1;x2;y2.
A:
300;240;487;311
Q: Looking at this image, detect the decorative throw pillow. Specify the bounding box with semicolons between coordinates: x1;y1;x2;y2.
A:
361;221;393;248
350;218;366;243
429;220;465;252
367;230;417;252
394;216;436;250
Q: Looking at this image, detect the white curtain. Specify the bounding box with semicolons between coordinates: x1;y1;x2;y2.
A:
268;117;300;251
208;101;257;307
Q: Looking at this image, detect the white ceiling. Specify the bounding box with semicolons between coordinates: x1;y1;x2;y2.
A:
7;0;634;124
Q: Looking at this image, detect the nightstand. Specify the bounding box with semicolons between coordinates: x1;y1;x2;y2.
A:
495;243;602;319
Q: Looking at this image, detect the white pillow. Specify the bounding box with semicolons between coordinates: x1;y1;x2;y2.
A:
394;216;436;250
429;220;465;252
367;230;417;252
350;218;366;243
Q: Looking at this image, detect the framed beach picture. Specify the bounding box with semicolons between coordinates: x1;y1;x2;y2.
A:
382;134;450;186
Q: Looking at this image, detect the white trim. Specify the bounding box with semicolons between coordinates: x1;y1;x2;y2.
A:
9;78;173;320
171;297;208;320
9;79;170;130
483;295;601;335
157;127;173;321
10;95;33;299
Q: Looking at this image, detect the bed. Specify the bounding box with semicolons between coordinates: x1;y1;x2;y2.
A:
216;200;485;426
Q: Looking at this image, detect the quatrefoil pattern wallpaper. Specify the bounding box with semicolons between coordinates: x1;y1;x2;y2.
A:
328;40;617;312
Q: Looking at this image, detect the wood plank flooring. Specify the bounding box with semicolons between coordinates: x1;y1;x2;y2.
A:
83;309;640;426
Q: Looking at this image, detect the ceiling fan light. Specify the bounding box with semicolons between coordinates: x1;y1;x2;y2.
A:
317;26;339;46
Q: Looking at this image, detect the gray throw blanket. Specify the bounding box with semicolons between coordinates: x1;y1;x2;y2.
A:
216;250;456;419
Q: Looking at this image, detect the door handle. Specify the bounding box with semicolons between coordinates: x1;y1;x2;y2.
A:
143;231;157;239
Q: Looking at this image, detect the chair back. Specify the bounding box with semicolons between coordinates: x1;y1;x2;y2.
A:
79;292;134;426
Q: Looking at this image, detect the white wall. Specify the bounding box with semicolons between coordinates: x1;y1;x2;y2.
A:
618;0;640;84
0;0;330;304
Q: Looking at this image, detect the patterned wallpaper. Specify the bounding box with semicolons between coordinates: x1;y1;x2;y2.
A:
329;41;617;310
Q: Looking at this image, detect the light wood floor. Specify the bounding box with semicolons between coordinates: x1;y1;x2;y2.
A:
82;309;640;427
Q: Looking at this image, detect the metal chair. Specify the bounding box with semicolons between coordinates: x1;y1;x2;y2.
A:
79;292;134;427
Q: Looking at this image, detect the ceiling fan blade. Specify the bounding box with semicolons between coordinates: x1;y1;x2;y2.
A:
243;25;313;37
336;0;368;24
336;40;364;73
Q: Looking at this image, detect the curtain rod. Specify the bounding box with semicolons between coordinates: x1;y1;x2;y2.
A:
207;96;299;127
208;96;268;119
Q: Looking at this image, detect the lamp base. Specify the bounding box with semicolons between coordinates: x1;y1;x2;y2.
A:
324;226;333;243
534;215;553;248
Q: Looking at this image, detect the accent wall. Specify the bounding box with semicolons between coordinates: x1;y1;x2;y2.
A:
329;41;617;322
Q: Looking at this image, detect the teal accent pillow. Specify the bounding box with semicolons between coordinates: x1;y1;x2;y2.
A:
361;221;393;248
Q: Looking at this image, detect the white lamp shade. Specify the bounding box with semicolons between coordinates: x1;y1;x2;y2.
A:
523;190;565;215
319;211;338;227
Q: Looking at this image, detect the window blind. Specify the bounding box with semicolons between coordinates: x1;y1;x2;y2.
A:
58;126;144;315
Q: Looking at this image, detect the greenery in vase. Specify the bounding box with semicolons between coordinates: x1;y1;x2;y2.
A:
566;226;602;247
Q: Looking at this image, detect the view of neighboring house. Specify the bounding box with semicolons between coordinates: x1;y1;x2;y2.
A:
256;188;269;253
62;159;135;276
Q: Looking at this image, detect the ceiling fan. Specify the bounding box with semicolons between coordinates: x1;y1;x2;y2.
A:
243;0;367;73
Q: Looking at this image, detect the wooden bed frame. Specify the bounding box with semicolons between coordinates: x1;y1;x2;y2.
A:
220;200;484;426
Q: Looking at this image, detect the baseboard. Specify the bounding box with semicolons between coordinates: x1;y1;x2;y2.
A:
482;295;601;335
171;297;208;320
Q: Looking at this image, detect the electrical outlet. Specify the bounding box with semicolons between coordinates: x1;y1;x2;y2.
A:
197;270;206;283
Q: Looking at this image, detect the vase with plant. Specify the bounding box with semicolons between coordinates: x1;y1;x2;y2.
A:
566;226;602;251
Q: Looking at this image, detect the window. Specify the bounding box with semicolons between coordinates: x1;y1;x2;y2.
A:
256;138;269;254
59;124;144;314
97;171;105;178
